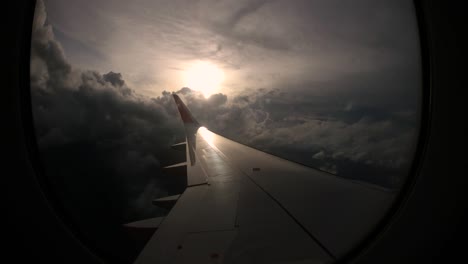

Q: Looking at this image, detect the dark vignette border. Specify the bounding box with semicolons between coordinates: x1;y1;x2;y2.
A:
16;0;106;263
335;0;433;263
16;0;433;263
8;0;465;263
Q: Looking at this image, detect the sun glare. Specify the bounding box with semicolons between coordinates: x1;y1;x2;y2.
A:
183;61;224;98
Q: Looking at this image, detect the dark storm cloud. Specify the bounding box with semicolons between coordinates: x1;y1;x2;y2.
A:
103;71;125;87
31;2;189;261
30;0;71;89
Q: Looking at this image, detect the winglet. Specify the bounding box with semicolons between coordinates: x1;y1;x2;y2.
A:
172;93;200;127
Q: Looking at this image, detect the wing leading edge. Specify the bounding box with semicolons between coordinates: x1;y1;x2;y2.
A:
133;94;395;264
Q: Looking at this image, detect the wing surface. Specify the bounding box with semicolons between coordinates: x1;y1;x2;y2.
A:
133;94;395;264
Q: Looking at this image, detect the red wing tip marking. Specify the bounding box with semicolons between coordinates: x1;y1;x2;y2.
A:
172;93;200;126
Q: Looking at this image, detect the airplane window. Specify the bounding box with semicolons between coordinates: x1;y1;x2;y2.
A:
30;0;421;262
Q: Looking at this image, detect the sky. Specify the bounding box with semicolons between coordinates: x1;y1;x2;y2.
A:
30;0;421;262
42;0;420;98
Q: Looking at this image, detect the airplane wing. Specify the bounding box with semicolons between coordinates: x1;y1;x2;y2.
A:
132;93;395;264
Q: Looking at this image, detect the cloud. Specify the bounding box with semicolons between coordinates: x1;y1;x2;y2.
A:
182;86;418;188
30;0;71;90
103;71;125;87
199;0;291;51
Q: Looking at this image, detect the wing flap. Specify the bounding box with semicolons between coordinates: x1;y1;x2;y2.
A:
123;217;164;229
152;194;181;209
171;142;187;151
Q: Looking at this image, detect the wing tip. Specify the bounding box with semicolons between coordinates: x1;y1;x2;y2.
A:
172;93;200;127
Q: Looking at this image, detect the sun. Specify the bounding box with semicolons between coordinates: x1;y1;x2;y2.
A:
183;61;224;98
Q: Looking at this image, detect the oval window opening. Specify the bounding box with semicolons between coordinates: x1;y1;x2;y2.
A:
30;0;422;262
